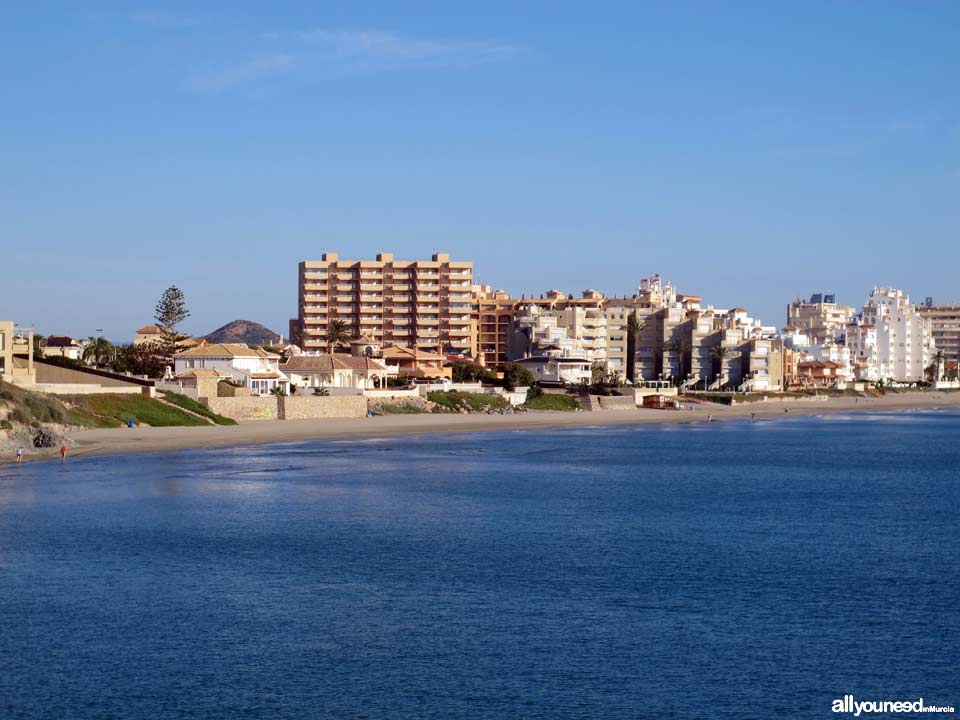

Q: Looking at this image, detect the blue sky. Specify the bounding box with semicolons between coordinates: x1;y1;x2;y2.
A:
2;1;958;341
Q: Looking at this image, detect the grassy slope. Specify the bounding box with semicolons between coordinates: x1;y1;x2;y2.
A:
61;394;209;427
523;393;580;411
159;391;238;425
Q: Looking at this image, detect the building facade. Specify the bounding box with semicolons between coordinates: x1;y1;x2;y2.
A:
293;252;474;356
845;287;935;382
787;293;855;346
174;344;288;395
917;303;960;372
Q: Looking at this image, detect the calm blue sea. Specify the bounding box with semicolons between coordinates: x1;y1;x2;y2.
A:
1;411;958;719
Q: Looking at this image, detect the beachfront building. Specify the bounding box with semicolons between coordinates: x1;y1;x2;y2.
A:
473;286;515;368
512;354;592;385
1;321;35;385
845;287;935;383
282;354;397;391
796;359;844;388
381;344;451;380
174;343;288;395
786;293;856;346
917;302;960;375
292;252;475;356
41;336;83;361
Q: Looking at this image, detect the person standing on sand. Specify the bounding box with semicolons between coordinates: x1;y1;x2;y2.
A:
60;444;68;464
16;447;24;463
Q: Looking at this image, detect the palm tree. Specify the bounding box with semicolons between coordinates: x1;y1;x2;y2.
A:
625;314;645;384
82;336;112;367
325;320;351;353
292;329;306;350
934;349;945;382
709;343;733;389
665;337;692;384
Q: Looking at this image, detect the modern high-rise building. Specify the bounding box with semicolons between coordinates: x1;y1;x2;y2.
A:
291;252;475;355
845;287;935;382
917;303;960;371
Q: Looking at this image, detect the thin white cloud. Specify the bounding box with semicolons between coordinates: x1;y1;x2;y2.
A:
186;28;520;92
186;53;297;93
133;12;195;29
295;28;519;66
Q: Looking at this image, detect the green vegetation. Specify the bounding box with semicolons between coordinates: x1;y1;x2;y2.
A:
500;363;535;391
61;394;208;428
427;390;510;413
377;402;427;414
523;393;580;411
0;381;68;426
158;391;238;425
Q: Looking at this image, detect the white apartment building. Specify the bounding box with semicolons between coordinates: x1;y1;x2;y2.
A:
845;287;935;382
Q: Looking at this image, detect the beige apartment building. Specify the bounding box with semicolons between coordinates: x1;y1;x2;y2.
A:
917;304;960;370
0;321;35;385
293;252;475;355
786;293;855;345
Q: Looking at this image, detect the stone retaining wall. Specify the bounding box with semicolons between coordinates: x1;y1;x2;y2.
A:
279;396;367;420
202;397;278;421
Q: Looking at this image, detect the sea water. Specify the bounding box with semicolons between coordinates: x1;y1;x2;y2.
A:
1;412;958;719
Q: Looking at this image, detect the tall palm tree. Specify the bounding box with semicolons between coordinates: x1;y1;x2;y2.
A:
665;337;692;384
625;314;645;384
709;343;733;389
325;320;351;354
934;349;945;382
82;336;112;367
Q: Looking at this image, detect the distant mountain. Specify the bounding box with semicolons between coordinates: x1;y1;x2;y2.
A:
204;320;281;346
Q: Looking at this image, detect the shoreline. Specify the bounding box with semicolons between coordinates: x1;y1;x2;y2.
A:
6;392;960;465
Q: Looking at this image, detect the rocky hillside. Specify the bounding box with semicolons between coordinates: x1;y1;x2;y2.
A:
204;320;281;346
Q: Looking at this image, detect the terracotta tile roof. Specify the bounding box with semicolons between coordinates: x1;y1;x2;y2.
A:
282;354;389;372
175;368;231;379
381;344;446;362
250;372;281;379
136;325;161;334
175;343;279;359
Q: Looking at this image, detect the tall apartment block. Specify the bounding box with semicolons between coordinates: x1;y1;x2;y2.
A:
917;303;960;370
292;252;475;354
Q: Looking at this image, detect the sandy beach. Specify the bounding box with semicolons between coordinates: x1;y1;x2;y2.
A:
0;391;947;464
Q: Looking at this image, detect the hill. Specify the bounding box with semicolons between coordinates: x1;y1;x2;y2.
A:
203;320;280;346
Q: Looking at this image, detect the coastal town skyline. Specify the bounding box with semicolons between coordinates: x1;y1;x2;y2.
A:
4;250;958;343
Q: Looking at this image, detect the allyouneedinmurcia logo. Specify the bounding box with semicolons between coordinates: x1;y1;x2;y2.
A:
833;695;955;716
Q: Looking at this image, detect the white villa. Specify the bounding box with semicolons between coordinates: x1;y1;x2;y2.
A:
174;343;288;395
281;354;397;391
513;354;592;385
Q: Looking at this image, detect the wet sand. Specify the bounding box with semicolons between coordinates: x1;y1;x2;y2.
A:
5;392;959;464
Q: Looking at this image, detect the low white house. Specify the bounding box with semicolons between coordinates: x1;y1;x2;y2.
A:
513;355;592;384
174;343;288;395
282;354;397;391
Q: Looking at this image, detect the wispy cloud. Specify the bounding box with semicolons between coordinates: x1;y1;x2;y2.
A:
186;53;297;93
185;28;521;93
294;28;519;66
132;11;195;29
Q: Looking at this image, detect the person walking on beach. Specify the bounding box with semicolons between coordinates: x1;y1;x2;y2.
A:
16;446;24;463
60;443;68;464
